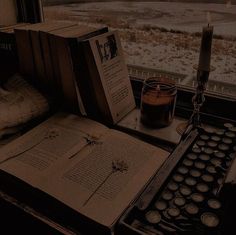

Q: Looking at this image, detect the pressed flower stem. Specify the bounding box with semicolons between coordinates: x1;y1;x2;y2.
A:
0;138;45;165
83;171;113;207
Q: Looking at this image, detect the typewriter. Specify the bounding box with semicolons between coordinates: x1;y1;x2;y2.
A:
118;122;236;235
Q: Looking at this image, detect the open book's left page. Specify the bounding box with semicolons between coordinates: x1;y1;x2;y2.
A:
0;113;109;186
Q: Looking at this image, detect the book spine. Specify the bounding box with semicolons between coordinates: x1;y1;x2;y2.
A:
30;30;46;90
15;28;35;84
40;31;55;93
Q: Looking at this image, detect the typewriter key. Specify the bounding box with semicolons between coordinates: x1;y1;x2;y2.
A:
211;135;221;142
201;174;214;183
190;169;201;178
201;212;219;227
224;123;234;129
183;159;194;167
185;177;197;186
216;130;225;136
199;154;210;161
206;165;217;174
222;137;233;145
210;158;222;166
207;141;217;148
197;140;205;147
205;128;215;135
229;127;236;133
218;144;229;151
214;151;225;159
194;161;206;170
168;182;179;191
167;207;180;217
204;147;213;155
196;183;209;193
173;174;184;183
162;191;174;201
145;210;162;224
192;147;201;154
207;199;221;210
225;131;236;138
187;153;198;160
191;193;204;203
200;134;209;141
155;200;167;211
177;166;189;175
174;197;186;207
185;203;199;215
180;185;192;196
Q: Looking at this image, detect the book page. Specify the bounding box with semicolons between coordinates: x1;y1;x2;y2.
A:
89;31;136;123
0;113;109;186
41;129;169;227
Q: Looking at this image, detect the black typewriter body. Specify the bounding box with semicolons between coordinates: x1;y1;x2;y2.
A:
118;124;236;235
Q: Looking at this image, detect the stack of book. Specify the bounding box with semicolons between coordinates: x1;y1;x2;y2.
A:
15;21;135;124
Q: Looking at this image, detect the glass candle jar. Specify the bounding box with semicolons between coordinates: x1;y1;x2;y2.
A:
140;77;177;127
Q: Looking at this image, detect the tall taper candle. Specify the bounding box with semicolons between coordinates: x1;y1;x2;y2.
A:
198;25;213;72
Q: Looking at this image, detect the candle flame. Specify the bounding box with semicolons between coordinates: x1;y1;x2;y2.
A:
226;0;231;8
206;11;211;25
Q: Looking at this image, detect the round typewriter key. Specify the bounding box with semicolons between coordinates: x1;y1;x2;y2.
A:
211;135;221;142
197;140;205;147
187;153;198;160
167;182;179;191
199;154;210;161
173;174;184;183
214;151;225;159
145;210;162;224
205;128;215;134
201;212;219;228
180;185;192;196
204;147;213;155
177;166;189;175
206;165;217;174
185;177;197;186
207;199;221;210
194;161;206;170
224;123;234;129
216;130;225;136
229;126;236;132
183;159;194;167
207;141;217;148
218;144;229;151
162;191;173;201
185;203;199;215
225;131;236;138
191;193;204;203
155;200;167;211
190;169;201;178
210;158;222;166
174;197;186;207
201;174;214;183
192;147;201;154
200;134;209;141
167;207;180;217
222;137;233;145
196;183;209;193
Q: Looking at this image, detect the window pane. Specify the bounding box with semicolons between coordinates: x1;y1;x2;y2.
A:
43;1;236;98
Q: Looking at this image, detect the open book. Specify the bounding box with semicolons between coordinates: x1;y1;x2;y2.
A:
0;113;168;234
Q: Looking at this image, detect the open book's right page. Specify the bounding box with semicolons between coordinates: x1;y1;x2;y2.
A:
42;128;169;228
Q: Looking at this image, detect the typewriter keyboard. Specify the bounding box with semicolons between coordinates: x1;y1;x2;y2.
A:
120;124;236;235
